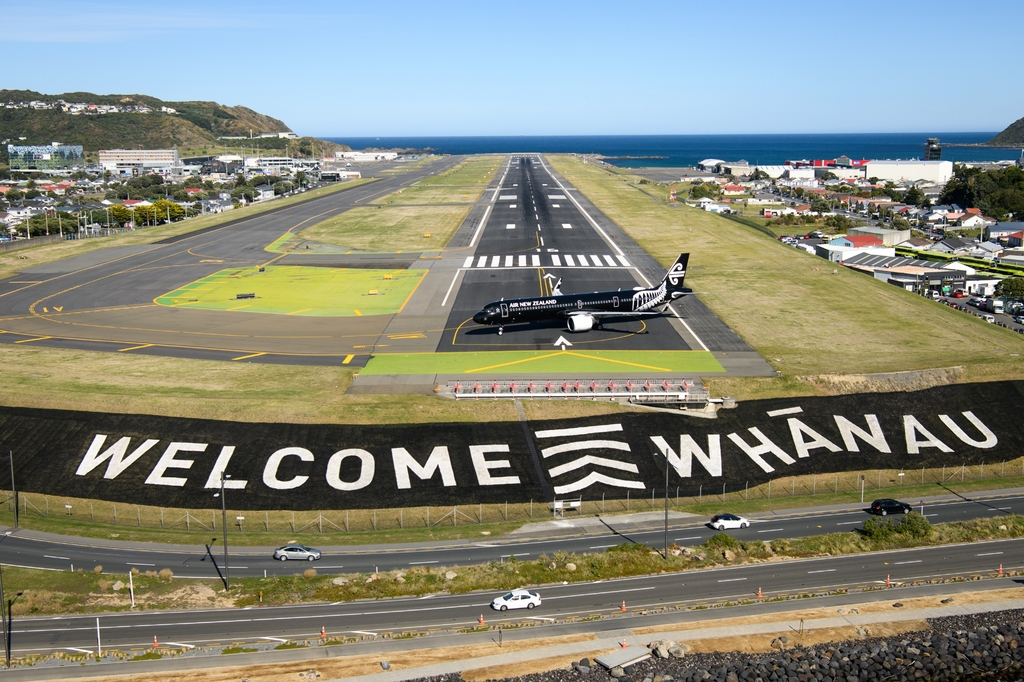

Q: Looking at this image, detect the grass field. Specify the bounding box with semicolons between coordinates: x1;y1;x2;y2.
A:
361;350;724;375
548;155;1024;398
155;266;425;316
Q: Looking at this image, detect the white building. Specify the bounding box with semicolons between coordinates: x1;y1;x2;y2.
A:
864;160;954;184
335;151;398;162
99;149;180;173
814;244;895;263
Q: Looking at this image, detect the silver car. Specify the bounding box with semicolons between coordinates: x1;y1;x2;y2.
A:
273;544;321;561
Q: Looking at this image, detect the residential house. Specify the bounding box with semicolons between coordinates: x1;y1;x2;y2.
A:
830;235;884;249
929;237;974;254
985;222;1024;241
254;185;275;202
973;241;1003;259
1007;231;1024;248
722;184;746;195
897;238;934;249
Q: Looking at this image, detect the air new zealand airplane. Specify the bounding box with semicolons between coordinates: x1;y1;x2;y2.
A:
472;253;692;335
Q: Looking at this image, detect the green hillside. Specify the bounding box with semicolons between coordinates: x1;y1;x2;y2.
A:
989;115;1024;146
0;90;336;153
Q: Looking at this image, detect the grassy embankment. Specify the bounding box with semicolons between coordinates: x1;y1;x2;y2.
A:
297;155;501;252
546;155;1024;400
3;512;1021;620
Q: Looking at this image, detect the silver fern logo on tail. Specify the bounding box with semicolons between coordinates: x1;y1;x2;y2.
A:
664;254;689;289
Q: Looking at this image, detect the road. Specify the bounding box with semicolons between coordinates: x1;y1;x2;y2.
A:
1;492;1019;579
5;534;1023;658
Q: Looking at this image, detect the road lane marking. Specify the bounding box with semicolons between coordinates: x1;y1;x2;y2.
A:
616;255;630;266
66;647;93;654
259;636;288;642
552;255;561;266
676;536;702;541
349;630;378;636
895;560;922;565
506;224;515;230
565;255;575;266
718;578;747;583
233;352;265;361
409;560;439;565
836;521;862;525
490;256;500;267
544;586;655;600
505;255;513;267
525;616;555;622
977;552;1004;556
589;545;617;549
342;355;354;365
44;555;70;560
166;642;195;648
518;255;526;267
531;255;540;266
807;569;836;574
757;528;784;533
562;223;572;229
15;336;51;344
477;256;487;267
603;255;617;266
126;563;156;567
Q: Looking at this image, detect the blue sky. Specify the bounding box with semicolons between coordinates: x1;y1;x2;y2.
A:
4;0;1022;137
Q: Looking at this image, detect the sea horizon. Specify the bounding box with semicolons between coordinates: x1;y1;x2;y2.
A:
321;132;1021;168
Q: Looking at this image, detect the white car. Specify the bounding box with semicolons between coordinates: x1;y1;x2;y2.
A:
491;589;541;611
273;544;321;561
709;513;750;530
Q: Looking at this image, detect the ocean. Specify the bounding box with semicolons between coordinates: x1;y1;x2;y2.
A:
321;133;1023;168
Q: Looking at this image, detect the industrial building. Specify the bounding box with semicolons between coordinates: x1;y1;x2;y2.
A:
98;149;180;174
7;144;84;170
863;160;953;184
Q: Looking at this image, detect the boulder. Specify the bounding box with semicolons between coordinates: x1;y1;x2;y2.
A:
722;550;737;561
547;561;557;570
575;665;591;674
669;548;682;556
331;577;348;586
566;562;577;572
444;571;458;580
380;660;390;671
396;576;405;584
111;581;124;591
611;666;625;678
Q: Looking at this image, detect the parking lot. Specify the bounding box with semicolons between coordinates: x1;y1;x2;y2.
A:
936;293;1024;334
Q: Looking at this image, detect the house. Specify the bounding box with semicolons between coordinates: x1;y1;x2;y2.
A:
929;238;974;254
722;184;746;195
1006;231;1024;248
184;188;202;196
793;204;812;215
254;184;275;202
197;199;234;214
830;235;884;248
973;241;1003;259
848;226;911;246
897;238;934;249
985;222;1024;241
957;214;991;229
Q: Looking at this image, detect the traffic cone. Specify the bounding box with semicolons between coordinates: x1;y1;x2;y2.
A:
620;600;627;612
478;614;485;626
999;564;1004;575
757;586;762;598
153;634;158;647
320;625;326;640
621;638;627;649
885;574;891;586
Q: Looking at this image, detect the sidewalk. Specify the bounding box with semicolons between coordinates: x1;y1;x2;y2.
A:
3;485;1022;556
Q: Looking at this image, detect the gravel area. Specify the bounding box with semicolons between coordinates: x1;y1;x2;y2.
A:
404;608;1024;682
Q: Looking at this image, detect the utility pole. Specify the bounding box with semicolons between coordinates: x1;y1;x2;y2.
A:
0;531;12;668
213;475;230;590
6;453;15;530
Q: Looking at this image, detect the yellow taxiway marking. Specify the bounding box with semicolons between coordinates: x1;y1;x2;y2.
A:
286;308;312;316
228;304;252;311
233;352;266;361
342;354;355;364
15;336;51;344
118;344;154;352
199;259;224;263
387;332;427;340
353;309;362;316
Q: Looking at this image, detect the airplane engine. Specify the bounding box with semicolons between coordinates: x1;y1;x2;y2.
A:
566;314;595;332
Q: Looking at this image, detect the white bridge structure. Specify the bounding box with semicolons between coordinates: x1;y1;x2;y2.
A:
441;377;711;408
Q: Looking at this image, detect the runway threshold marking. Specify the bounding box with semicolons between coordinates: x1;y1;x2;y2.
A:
233;352;266;361
118;344;153;352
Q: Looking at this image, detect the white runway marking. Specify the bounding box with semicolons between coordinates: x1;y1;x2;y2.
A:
490;256;500;267
616;255;630;266
532;255;540;266
463;257;474;267
505;255;513;267
590;255;602;266
603;255;617;266
499;195;517;200
767;407;804;417
552;203;560;208
518;255;526;267
477;256;487;267
506;223;515;230
565;255;575;266
552;255;561;266
562;223;572;229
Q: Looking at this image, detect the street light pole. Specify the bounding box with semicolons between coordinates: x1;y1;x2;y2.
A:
653;453;670;560
0;531;12;668
213;475;230;590
4;452;15;530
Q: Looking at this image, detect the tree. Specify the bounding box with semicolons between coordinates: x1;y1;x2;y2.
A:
904;186;926;206
749;169;770;181
4;189;22;201
810;197;831;213
820;171;838;181
995;277;1024;298
295;170;307;187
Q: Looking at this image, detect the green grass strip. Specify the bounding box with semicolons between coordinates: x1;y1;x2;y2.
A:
361;350;725;375
156;266;426;317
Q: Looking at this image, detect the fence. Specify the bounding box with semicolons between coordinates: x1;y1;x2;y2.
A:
3;458;1021;535
0;234;63;253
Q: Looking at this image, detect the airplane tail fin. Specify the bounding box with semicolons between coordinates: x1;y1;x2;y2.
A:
662;253;690;291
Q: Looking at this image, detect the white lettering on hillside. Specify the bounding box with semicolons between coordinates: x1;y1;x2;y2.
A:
649;435;722;477
263;447;314;490
469;445;520;486
727;428;795;473
940;411;998;449
75;435;159;479
903;416;953;454
326;449;375;491
834;415;891;453
144;442;207;487
203;446;248;489
392;447;456;489
787;418;842;459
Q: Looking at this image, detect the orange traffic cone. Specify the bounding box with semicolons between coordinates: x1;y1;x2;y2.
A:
885;574;891;586
153;635;158;647
999;564;1004;575
478;614;485;626
621;638;627;649
320;625;326;640
620;600;627;612
757;586;763;598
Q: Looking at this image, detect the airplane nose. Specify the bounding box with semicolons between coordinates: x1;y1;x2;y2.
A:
473;311;487;324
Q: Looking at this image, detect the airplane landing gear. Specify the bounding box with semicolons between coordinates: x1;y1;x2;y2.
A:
498;325;504;336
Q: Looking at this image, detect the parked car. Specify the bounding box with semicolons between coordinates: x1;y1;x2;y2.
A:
491;589;541;611
709;513;750;530
1015;315;1024;324
869;499;911;516
982;314;995;323
273;544;321;561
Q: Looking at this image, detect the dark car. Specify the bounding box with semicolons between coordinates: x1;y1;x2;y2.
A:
869;499;911;516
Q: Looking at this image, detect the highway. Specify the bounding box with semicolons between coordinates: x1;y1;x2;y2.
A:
1;492;1020;579
5;534;1023;657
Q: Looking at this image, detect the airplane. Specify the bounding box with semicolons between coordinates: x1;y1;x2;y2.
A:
472;253;693;335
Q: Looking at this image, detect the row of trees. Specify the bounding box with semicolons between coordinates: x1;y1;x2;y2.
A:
9;199;192;237
940;164;1024;221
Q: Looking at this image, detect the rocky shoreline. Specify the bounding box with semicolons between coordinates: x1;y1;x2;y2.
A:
406;607;1024;682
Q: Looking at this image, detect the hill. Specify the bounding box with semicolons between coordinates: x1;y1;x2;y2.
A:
989;115;1024;146
0;89;328;153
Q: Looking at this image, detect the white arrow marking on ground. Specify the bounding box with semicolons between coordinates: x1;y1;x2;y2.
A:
554;335;573;350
